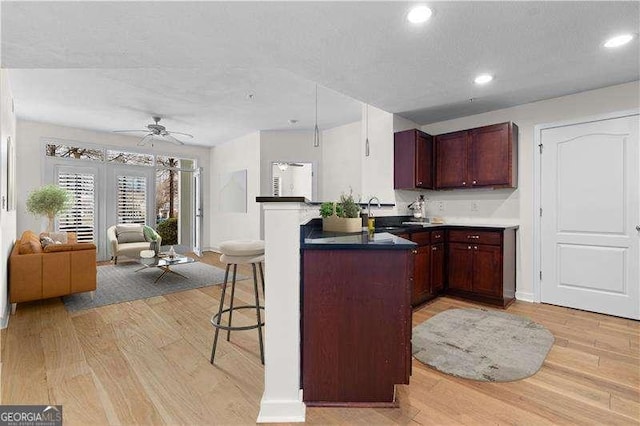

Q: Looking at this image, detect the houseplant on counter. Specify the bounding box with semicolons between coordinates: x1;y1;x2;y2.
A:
319;190;362;233
26;184;72;232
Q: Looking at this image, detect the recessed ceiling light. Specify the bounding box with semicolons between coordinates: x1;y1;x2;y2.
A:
604;34;634;48
474;74;493;85
407;6;432;24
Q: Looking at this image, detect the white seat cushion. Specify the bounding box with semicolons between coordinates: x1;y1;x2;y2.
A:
117;241;153;258
219;240;264;257
220;253;265;265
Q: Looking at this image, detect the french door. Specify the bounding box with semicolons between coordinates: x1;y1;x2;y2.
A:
54;164;102;254
540;113;639;319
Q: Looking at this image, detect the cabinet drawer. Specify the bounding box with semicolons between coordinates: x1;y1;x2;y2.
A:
431;230;444;242
411;231;431;246
448;229;501;246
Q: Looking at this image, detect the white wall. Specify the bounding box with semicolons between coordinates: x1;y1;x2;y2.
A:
0;69;17;326
361;105;395;204
416;80;640;300
259;130;322;200
15;120;212;249
321;121;361;201
210;132;261;250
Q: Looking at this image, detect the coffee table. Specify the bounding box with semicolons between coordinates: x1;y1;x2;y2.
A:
135;254;196;283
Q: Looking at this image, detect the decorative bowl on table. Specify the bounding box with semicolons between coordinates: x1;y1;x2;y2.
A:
140;250;155;259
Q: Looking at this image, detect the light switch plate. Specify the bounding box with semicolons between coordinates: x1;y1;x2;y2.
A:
437;201;445;212
471;201;479;212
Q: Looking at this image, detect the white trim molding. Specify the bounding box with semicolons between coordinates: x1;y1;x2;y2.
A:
532;109;640;305
515;291;535;303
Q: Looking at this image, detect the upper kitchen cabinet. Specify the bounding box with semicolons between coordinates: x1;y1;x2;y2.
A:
435;122;518;189
394;129;434;190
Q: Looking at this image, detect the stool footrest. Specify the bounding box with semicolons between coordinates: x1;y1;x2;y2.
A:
211;305;265;331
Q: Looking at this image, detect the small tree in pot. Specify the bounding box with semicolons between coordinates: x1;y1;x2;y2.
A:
26;184;72;232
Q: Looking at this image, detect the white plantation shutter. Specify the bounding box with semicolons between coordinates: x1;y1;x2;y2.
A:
57;172;96;243
117;175;147;224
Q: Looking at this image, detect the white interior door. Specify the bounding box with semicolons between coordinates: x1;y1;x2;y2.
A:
540;113;639;319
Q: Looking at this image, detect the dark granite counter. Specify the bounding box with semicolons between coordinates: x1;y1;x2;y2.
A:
300;218;415;250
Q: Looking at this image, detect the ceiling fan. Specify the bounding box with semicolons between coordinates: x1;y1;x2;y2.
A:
113;116;193;146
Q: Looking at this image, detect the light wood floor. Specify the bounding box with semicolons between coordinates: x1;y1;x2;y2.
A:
1;252;638;425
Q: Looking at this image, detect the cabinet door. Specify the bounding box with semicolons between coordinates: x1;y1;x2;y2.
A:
472;244;503;297
436;131;468;188
416;132;434;188
469;123;511;187
430;243;445;294
412;246;431;306
447;243;473;292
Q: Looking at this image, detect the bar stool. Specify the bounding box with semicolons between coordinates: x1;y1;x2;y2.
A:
210;240;265;365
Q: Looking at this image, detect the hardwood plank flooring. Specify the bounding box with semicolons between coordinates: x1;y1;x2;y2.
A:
2;252;638;425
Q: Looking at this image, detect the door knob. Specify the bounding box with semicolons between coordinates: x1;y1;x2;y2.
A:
636;225;640;232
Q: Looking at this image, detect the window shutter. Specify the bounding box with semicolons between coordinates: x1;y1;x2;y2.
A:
57;172;96;243
117;175;147;224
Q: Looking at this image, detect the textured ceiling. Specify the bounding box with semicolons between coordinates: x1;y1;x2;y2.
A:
2;1;639;145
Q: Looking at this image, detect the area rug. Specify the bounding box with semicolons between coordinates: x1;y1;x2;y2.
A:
63;262;244;312
412;308;554;382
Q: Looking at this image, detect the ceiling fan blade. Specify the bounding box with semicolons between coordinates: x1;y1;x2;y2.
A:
113;130;149;134
137;134;154;146
167;131;194;139
163;133;185;146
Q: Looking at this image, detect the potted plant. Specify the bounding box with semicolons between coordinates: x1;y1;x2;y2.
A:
26;184;72;232
319;190;362;233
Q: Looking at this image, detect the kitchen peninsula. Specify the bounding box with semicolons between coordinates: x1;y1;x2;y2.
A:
300;219;416;406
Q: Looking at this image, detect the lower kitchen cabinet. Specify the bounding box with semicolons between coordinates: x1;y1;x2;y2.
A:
447;243;474;292
412;245;431;305
302;249;413;405
446;228;516;307
430;243;445;294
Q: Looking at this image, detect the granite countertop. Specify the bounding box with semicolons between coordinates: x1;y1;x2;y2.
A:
301;228;415;250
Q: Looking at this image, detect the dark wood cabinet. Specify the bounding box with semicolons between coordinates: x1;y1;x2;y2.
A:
394;129;434;190
445;228;516;307
447;243;474;292
473;244;502;297
435;131;468;188
412;245;431;306
430;243;445;294
302;249;413;406
435;122;518;189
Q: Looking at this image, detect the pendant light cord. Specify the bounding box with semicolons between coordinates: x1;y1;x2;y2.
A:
365;104;370;157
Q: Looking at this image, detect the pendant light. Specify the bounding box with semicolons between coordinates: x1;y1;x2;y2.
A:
365;104;370;157
313;85;320;148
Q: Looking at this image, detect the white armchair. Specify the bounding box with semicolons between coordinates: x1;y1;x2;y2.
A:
107;224;162;264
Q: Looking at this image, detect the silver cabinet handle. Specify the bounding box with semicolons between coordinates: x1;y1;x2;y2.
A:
434;234;441;238
474;246;478;250
418;181;422;185
462;181;466;186
467;235;480;239
432;246;437;251
472;180;477;184
467;245;472;249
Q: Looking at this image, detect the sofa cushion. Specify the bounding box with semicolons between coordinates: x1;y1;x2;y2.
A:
18;231;42;254
116;224;146;243
43;244;75;253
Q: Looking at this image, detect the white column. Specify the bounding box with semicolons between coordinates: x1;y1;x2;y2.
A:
257;202;315;423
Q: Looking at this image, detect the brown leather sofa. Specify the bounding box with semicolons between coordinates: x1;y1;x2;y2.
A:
9;230;97;314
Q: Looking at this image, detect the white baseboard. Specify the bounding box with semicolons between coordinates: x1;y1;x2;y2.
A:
203;246;220;253
515;291;536;303
256;392;306;423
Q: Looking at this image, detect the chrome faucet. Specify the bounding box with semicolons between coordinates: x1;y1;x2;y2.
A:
367;197;381;216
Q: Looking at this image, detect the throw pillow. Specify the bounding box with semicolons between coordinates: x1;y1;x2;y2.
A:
143;225;157;242
49;232;68;244
40;236;55;248
116;224;146;243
